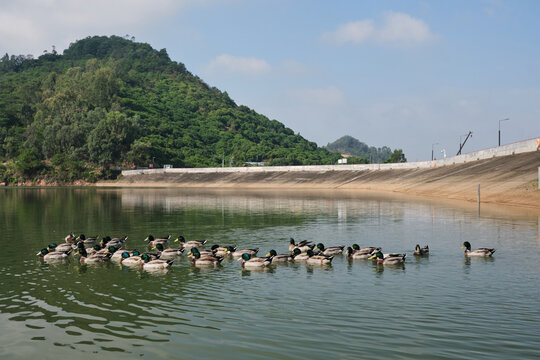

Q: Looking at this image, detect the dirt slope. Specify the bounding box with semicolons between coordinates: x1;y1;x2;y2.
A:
106;151;540;209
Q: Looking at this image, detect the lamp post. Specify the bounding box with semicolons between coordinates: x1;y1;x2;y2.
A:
431;143;438;161
498;118;509;146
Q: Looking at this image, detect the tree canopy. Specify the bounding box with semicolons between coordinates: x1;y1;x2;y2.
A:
0;35;343;184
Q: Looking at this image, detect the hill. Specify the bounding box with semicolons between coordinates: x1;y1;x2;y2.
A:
325;135;395;163
0;35;341;184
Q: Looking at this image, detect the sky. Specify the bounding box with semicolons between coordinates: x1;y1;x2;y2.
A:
1;0;539;161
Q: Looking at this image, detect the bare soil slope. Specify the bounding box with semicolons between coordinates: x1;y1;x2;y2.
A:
107;151;540;209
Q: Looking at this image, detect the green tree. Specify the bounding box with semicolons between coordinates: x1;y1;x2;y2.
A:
385;149;407;163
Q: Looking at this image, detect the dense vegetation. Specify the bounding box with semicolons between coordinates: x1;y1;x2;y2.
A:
325;135;405;163
0;35;345;184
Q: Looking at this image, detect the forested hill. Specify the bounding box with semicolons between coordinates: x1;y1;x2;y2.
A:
325;136;404;164
0;35;341;184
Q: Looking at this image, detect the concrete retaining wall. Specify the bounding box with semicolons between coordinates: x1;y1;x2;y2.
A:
122;137;540;176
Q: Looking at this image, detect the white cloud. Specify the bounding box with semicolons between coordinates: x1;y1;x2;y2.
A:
287;86;345;106
0;0;188;55
206;54;271;75
323;12;435;46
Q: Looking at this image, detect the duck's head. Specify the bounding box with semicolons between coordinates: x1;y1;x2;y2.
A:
145;235;154;242
132;250;141;256
107;245;118;253
462;241;471;251
292;248;301;256
306;249;315;257
37;248;49;256
346;247;353;255
290;238;295;245
141;253;151;263
78;246;88;258
47;243;58;251
79;234;86;240
266;249;277;257
100;237;110;247
121;251;131;259
77;241;85;249
415;244;421;252
175;235;185;243
314;243;325;251
189;248;201;259
369;250;384;260
352;244;360;251
226;246;236;253
93;244;101;251
156;243;165;252
241;253;252;261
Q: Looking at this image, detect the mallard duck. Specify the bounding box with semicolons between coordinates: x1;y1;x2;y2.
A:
210;244;236;257
175;235;207;250
306;251;333;265
291;248;312;261
230;248;259;258
369;250;406;265
289;238;313;253
141;253;173;271
48;242;74;252
240;253;272;268
145;235;170;247
345;246;374;259
37;248;71;261
313;243;344;256
77;234;98;247
413;244;429;256
153;243;183;260
266;249;292;263
462;241;495;257
105;235;127;248
111;249;142;263
188;248;223;267
64;232;76;244
351;244;379;254
120;251;145;267
78;245;116;264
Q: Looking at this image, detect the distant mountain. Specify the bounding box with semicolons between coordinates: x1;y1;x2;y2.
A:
325;136;393;163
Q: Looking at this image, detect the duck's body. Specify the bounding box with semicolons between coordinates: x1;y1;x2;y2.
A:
153;243;183;260
146;235;170;248
351;244;380;254
306;253;333;265
120;252;144;268
369;250;406;265
37;248;71;262
175;236;207;250
143;259;173;271
413;244;430;256
231;248;259;258
314;243;344;256
77;234;98;247
78;244;116;264
289;239;313;254
462;241;495;257
111;249;141;263
210;245;236;257
64;232;76;244
345;246;375;259
266;250;292;263
51;242;74;252
291;248;312;261
241;253;272;268
189;248;223;267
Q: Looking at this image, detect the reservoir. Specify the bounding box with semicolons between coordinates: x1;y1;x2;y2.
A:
0;188;538;359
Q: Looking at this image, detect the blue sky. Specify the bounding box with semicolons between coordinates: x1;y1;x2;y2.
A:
1;0;539;161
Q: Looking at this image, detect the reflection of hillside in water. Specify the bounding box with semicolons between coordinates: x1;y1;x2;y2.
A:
116;188;413;220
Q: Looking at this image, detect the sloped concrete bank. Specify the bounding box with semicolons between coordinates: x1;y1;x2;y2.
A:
105;150;540;209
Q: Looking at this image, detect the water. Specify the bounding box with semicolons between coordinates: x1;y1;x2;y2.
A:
0;188;538;359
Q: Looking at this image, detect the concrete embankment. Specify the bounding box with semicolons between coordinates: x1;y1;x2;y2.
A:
105;138;540;209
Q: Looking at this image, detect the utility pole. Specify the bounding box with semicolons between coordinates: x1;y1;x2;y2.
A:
498;118;509;146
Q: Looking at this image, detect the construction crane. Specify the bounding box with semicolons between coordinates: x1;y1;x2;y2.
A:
457;131;473;155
